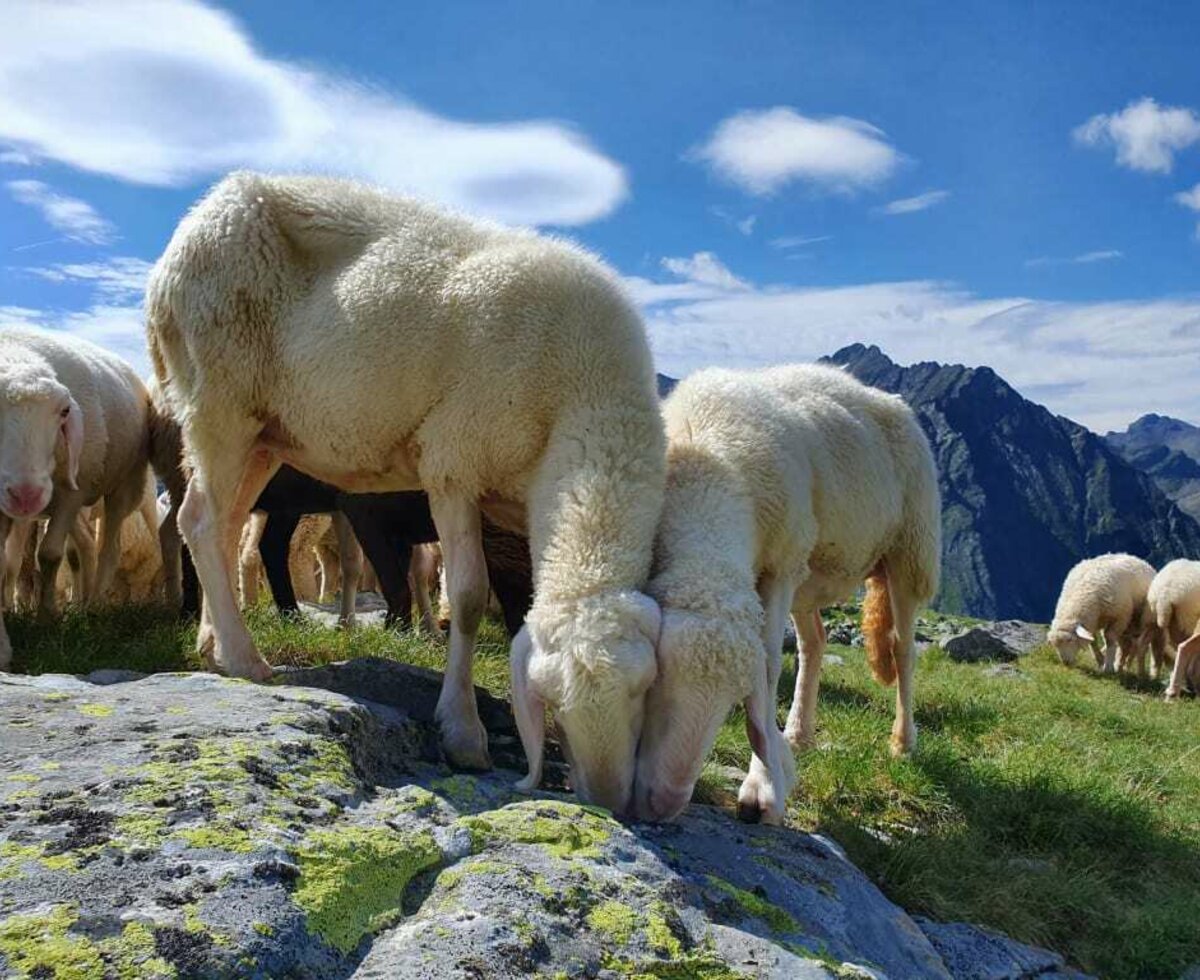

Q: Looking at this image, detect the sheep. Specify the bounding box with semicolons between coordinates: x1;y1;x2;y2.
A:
148;379;198;615
1047;554;1157;676
1146;559;1200;698
145;172;665;811
0;329;153;668
90;473;165;604
632;364;941;825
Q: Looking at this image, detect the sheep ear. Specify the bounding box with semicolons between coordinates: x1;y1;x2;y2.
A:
510;627;545;793
60;396;84;491
1074;624;1095;643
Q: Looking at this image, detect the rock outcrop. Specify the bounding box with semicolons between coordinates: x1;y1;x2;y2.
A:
0;662;1086;979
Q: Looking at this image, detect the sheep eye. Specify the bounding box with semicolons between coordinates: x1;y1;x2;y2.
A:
60;406;70;419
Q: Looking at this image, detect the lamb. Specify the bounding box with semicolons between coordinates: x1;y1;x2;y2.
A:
1146;559;1200;698
0;329;153;668
1047;554;1157;675
632;364;941;825
146;172;665;813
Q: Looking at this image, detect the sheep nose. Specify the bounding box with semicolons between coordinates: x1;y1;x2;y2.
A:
3;483;47;518
635;781;688;823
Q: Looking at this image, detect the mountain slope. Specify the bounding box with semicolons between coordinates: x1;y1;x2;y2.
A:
820;345;1200;620
1106;414;1200;521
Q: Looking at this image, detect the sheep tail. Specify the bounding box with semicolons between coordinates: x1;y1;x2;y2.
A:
863;560;897;687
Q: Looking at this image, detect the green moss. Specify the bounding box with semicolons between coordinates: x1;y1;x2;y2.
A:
587;900;638;944
77;703;114;717
431;774;486;806
600;947;748;979
0;904;176;980
436;858;509;890
293;825;442;954
459;800;614;860
704;875;796;935
645;902;684;958
178;825;255;853
0;840;80;875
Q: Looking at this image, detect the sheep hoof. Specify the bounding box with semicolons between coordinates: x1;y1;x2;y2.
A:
889;729;917;758
514;774;539;793
440;721;492;772
736;773;785;826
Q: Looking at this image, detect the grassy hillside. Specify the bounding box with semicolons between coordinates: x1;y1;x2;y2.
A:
6;605;1199;979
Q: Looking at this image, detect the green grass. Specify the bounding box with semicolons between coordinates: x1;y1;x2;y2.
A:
6;603;1200;978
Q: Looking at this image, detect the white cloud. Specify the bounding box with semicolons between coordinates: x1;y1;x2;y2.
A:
768;235;831;249
0;303;148;376
1073;97;1200;174
1176;183;1200;237
23;257;154;301
0;148;32;165
879;189;950;215
691;107;900;195
0;0;625;226
736;215;757;236
1025;249;1124;268
631;254;1200;432
661;252;749;292
6;180;116;244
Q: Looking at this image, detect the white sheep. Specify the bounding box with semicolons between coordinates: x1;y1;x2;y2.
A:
1047;554;1157;675
0;329;153;668
146;172;665;814
633;364;941;825
1147;559;1200;698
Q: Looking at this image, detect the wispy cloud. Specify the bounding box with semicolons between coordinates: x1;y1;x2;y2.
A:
1074;97;1200;174
768;235;831;250
1176;183;1200;237
6;180;115;244
630;253;1200;432
1025;249;1124;268
661;252;750;291
878;189;950;215
691;107;901;195
0;148;32;165
0;0;625;226
23;256;153;300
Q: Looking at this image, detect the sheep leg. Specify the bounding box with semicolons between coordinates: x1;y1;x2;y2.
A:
331;512;362;627
784;609;826;751
737;573;797;825
1101;628;1119;674
67;511;96;605
93;472;144;604
0;514;11;669
1151;628;1168;681
410;543;439;634
2;518;30;611
889;587;919;757
36;495;84;618
430;492;491;770
181;442;279;681
342;504;415;629
1165;633;1197;700
259;512;300;614
510;626;544;791
238;512;267;607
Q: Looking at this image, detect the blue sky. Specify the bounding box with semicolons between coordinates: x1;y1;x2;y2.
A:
2;0;1199;432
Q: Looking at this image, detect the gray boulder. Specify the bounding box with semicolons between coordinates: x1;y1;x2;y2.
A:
917;919;1092;980
943;627;1021;664
0;662;1085;979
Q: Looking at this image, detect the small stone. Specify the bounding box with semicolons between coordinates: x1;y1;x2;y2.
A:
944;627;1020;663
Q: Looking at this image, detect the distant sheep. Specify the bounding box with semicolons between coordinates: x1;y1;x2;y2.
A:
633;365;941;825
1147;559;1200;698
1047;554;1157;675
146;172;665;813
0;330;153;668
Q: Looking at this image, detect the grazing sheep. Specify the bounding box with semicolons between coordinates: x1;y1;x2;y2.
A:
91;474;164;604
1147;559;1200;698
1047;554;1156;675
633;365;941;825
146;173;665;811
0;330;152;668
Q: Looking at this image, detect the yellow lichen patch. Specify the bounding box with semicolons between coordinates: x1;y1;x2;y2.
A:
4;774;38;783
77;703;115;718
293;825;442;955
0;904;177;980
458;800;615;860
587;900;638;944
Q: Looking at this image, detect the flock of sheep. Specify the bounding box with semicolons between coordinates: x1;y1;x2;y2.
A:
0;170;1189;828
1048;553;1200;700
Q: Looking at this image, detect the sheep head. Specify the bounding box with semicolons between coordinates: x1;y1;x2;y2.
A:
512;590;660;816
0;366;82;519
1048;623;1094;665
632;600;763;823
